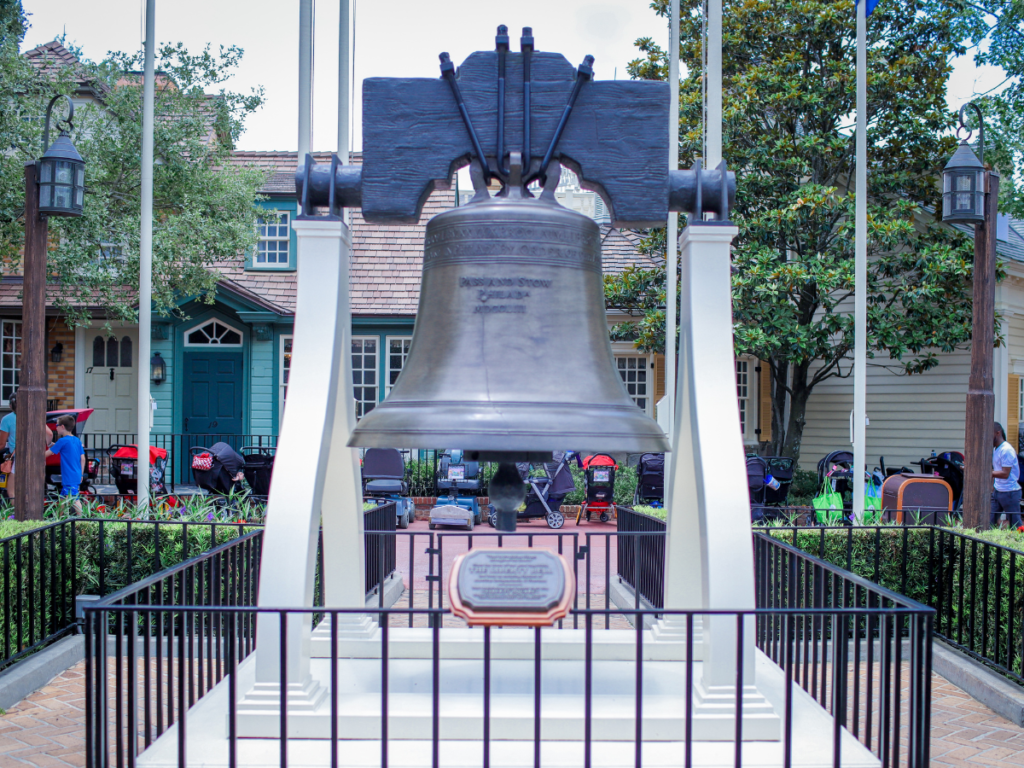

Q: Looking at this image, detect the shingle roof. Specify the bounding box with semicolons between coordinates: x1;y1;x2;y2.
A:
225;150;659;317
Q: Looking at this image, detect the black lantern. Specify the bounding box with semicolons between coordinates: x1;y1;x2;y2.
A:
38;95;85;218
151;352;166;385
50;342;63;364
942;103;986;226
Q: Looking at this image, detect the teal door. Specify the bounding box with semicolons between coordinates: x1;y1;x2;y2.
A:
182;352;244;435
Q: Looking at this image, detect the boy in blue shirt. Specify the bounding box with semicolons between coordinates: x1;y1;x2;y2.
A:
46;414;84;502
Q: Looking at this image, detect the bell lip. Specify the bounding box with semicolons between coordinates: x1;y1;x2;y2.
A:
349;431;671;454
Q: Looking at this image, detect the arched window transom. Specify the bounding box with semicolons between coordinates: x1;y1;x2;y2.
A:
184;320;243;347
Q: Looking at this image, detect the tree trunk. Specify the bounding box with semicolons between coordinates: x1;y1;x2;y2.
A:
782;361;812;460
770;359;788;456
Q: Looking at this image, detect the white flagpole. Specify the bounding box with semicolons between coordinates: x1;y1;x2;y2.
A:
137;0;155;509
707;0;722;168
852;0;868;520
298;0;313;160
337;0;350;165
665;0;679;439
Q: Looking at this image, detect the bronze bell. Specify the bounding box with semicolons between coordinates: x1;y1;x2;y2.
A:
348;158;670;460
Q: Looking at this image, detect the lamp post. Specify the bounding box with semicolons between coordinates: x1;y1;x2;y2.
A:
946;103;999;530
17;96;85;520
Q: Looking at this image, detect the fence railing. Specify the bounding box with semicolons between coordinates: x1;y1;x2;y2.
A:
0;503;397;671
84;529;933;768
0;517;257;670
616;505;666;608
80;433;279;490
766;524;1024;686
753;532;933;768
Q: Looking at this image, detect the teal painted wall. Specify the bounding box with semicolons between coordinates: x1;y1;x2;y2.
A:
151;307;415;437
151;334;175;434
250;335;275;436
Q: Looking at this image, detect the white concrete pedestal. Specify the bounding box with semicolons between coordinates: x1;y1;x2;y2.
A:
138;646;877;768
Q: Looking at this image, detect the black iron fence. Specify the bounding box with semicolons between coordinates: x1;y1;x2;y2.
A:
616;506;666;608
0;503;397;672
0;518;257;671
83;528;933;768
767;524;1024;686
80;433;279;490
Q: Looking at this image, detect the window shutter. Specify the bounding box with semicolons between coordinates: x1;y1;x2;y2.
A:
1008;374;1020;448
758;361;772;443
654;354;665;401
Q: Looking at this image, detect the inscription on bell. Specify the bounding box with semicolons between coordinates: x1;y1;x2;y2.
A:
456;550;567;612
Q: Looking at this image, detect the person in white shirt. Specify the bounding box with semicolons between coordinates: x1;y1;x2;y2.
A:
991;422;1022;529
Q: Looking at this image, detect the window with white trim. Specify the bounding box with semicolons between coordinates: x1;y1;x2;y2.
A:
184;319;243;347
352;337;378;418
386;336;412;396
255;211;290;267
615;355;649;412
1;320;20;405
280;334;293;421
736;359;750;437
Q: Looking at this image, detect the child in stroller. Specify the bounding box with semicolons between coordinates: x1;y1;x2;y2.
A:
486;451;576;530
633;453;665;507
576;454;617;524
190;442;247;498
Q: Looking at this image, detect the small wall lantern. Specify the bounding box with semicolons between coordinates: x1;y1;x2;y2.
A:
151;352;166;385
50;342;63;364
942;103;986;226
38;96;85;218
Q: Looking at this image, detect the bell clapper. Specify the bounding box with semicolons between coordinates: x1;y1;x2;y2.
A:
489;462;526;532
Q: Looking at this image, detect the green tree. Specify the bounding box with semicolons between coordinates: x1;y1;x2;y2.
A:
0;3;267;326
606;0;991;460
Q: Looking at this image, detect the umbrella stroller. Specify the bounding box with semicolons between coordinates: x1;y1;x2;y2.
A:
747;456;795;523
576;454;617;524
190;442;246;497
633;453;665;507
241;446;276;498
486;451;576;529
107;444;169;496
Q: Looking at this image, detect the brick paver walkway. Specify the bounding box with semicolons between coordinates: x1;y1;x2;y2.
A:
1;655;1022;766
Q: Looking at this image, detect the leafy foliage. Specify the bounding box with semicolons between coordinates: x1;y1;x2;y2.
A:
608;0;994;460
0;3;268;326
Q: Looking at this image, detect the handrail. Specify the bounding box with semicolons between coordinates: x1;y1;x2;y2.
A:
96;528;264;607
753;530;933;611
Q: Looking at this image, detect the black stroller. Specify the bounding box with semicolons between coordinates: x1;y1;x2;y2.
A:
747;455;795;523
817;450;854;498
190;442;247;497
486;451;576;529
241;446;276;498
633;453;665;507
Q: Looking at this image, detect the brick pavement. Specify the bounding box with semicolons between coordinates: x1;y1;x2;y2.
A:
0;649;1022;766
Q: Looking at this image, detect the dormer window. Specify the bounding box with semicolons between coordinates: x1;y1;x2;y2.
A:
249;201;297;271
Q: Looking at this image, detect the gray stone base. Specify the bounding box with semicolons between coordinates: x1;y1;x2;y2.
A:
0;635;83;710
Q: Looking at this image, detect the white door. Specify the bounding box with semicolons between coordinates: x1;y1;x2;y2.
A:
84;330;138;434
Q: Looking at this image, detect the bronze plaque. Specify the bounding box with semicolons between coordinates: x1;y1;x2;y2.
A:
448;548;575;626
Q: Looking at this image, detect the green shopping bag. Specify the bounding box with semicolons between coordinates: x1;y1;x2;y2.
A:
813;477;844;524
863;482;882;525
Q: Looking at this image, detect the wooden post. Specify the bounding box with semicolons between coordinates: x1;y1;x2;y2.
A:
16;163;47;520
962;170;1000;530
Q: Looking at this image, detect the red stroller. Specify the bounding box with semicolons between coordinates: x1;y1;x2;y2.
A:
576;454;617;524
107;444;169;496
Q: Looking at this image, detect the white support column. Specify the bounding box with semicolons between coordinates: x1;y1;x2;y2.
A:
657;223;779;738
241;218;359;717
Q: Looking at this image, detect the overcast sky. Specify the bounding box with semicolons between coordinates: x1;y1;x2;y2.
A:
23;0;1008;154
